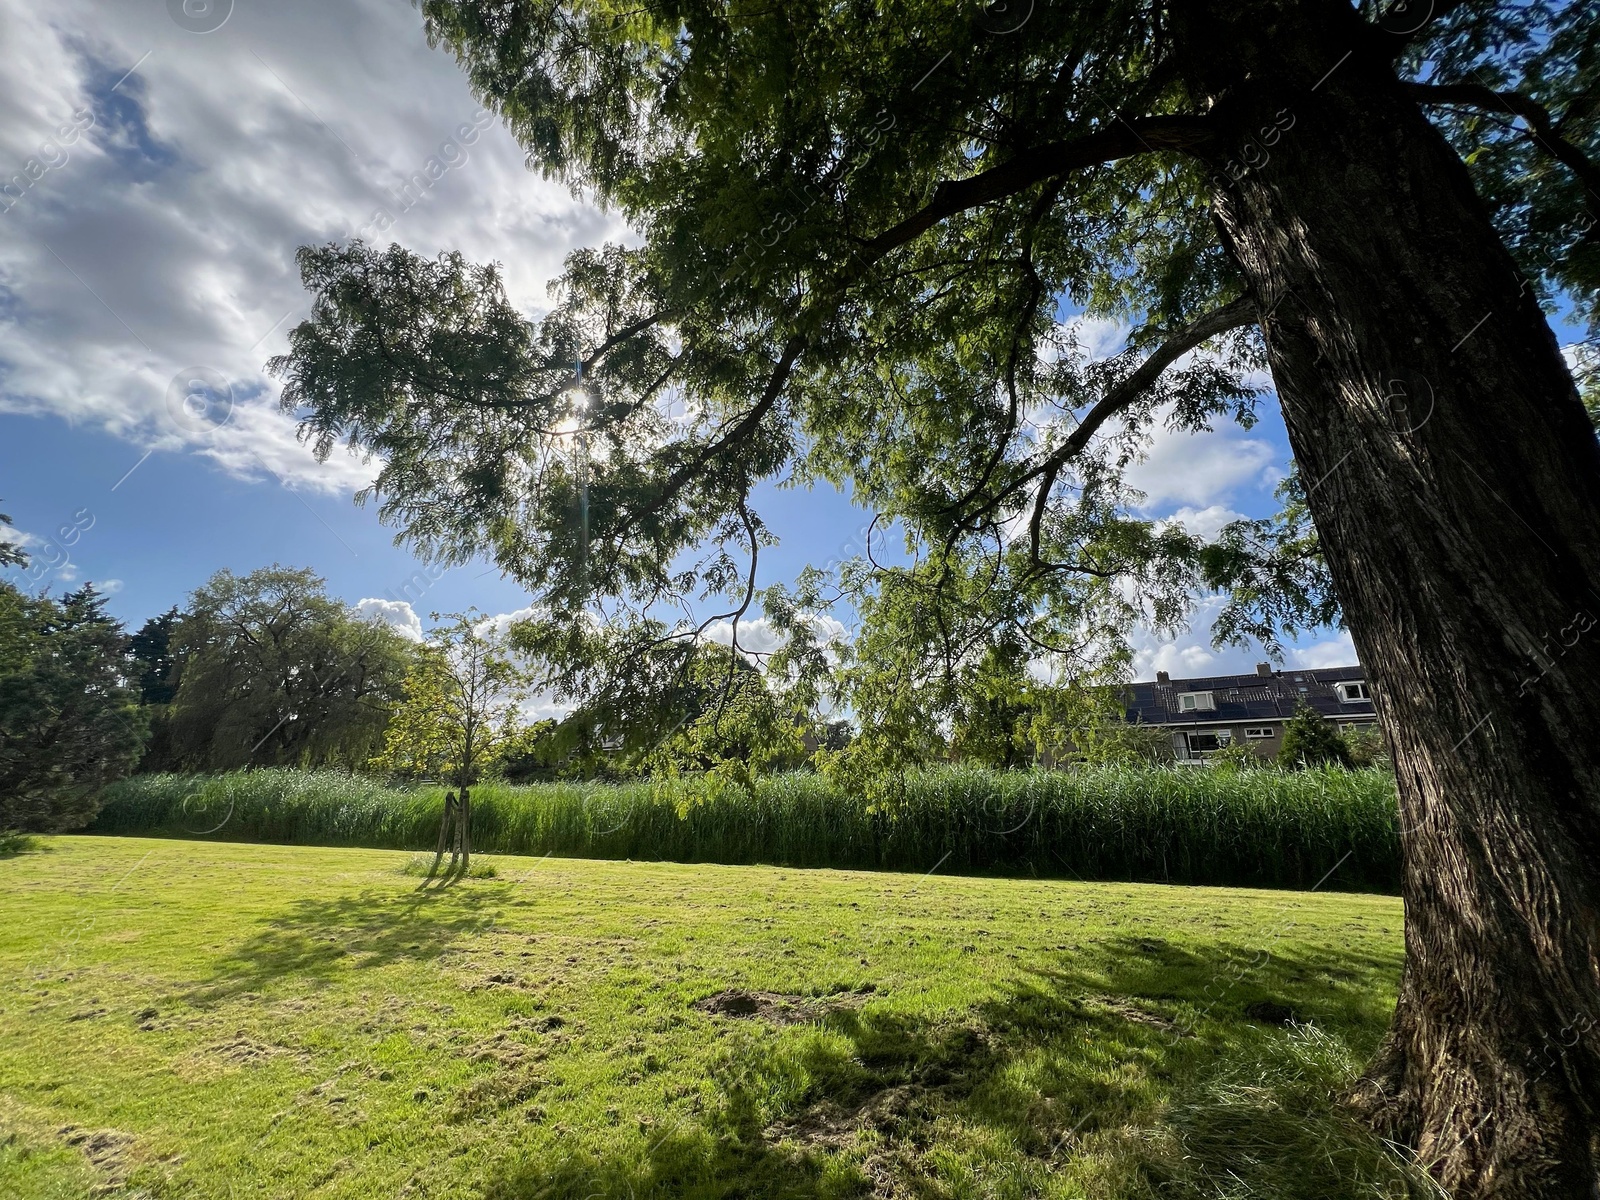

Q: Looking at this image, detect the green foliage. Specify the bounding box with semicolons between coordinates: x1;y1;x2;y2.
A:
95;764;1402;892
0;506;26;570
127;606;182;705
1341;724;1391;770
627;644;805;793
1028;678;1176;767
1278;704;1355;771
372;610;531;787
1202;468;1342;657
269;0;1592;760
0;582;148;832
166;566;413;772
128;605;184;773
947;644;1037;769
1208;738;1268;773
0;832;41;857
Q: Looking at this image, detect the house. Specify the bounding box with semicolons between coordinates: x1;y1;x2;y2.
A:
1124;662;1378;761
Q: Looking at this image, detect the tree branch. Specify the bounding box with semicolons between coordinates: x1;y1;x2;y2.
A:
596;118;1215;566
858;116;1215;262
1025;296;1259;568
1407;81;1600;214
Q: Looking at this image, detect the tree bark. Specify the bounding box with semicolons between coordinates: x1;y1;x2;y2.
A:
1175;2;1600;1194
422;790;456;886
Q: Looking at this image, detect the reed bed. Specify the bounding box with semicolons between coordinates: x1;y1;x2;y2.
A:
89;765;1401;891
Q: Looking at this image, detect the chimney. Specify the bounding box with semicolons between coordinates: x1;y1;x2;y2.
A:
1155;670;1170;685
1256;662;1272;677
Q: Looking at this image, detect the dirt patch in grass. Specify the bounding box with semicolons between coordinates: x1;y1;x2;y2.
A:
693;988;871;1025
57;1125;135;1190
1089;994;1193;1037
175;1033;299;1080
772;1083;932;1151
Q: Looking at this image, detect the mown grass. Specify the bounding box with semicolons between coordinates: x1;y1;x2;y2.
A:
91;765;1401;892
1;837;1429;1200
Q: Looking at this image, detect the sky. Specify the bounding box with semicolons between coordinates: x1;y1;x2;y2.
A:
0;0;1368;681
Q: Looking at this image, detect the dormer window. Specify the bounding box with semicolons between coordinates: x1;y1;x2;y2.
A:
1178;691;1215;712
1336;681;1372;703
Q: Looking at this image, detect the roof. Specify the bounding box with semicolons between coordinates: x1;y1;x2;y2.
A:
1123;665;1375;728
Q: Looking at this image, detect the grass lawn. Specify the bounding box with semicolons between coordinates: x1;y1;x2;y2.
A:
0;837;1426;1199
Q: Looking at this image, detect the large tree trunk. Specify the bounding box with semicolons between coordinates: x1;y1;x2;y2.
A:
1175;2;1600;1194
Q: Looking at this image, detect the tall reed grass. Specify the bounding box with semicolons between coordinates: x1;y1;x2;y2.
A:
89;765;1401;891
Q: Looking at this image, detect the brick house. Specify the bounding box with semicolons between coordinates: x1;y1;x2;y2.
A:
1124;662;1378;761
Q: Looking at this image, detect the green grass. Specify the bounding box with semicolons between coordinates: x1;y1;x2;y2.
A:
0;836;1434;1199
90;765;1401;891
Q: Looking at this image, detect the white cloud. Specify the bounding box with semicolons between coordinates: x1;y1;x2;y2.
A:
0;0;625;493
1055;313;1128;362
1155;504;1246;543
473;605;541;639
1289;631;1358;670
1126;592;1359;682
1125;422;1278;509
1132;639;1219;679
355;596;423;641
97;577;123;594
703;613;850;658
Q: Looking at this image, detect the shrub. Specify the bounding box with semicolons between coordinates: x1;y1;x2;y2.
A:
91;764;1402;891
1278;704;1354;770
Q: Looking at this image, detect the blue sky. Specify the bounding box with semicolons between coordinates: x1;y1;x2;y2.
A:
2;0;1512;680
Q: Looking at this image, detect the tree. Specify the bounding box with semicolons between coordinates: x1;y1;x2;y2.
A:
168;567;412;771
1030;681;1178;768
0;582;148;831
0;507;26;570
947;644;1037;769
641;642;806;790
128;607;182;705
271;1;1600;1188
1277;703;1356;769
372;611;530;882
128;606;184;773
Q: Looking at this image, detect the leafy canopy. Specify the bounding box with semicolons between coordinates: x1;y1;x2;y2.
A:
372;610;532;786
271;0;1597;738
168;566;414;771
0;582;148;832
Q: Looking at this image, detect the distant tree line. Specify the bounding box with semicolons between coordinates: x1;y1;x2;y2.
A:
1;539;1376;835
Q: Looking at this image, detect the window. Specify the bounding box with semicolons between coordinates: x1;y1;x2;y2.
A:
1186;732;1225;753
1178;691;1215;712
1336;681;1372;703
1243;726;1274;739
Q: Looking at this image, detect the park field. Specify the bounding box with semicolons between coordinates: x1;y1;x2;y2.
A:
1;837;1428;1199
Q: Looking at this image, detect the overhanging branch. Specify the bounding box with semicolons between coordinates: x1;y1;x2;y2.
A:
859;116;1215;261
1407;81;1600;216
1024;296;1259;568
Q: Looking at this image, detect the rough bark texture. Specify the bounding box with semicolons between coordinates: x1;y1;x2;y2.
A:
1175;2;1600;1194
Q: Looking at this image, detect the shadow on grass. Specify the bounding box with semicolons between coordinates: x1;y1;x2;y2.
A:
485;936;1428;1200
180;882;519;1005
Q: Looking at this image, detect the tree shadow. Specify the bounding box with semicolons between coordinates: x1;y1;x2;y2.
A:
484;935;1422;1200
179;882;518;1006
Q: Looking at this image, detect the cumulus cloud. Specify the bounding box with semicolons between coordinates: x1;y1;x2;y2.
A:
473;605;542;639
1125;422;1278;509
703;613;850;657
1289;631;1359;670
1155;504;1247;543
1126;602;1360;683
1055;313;1129;362
354;596;423;641
0;0;625;493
